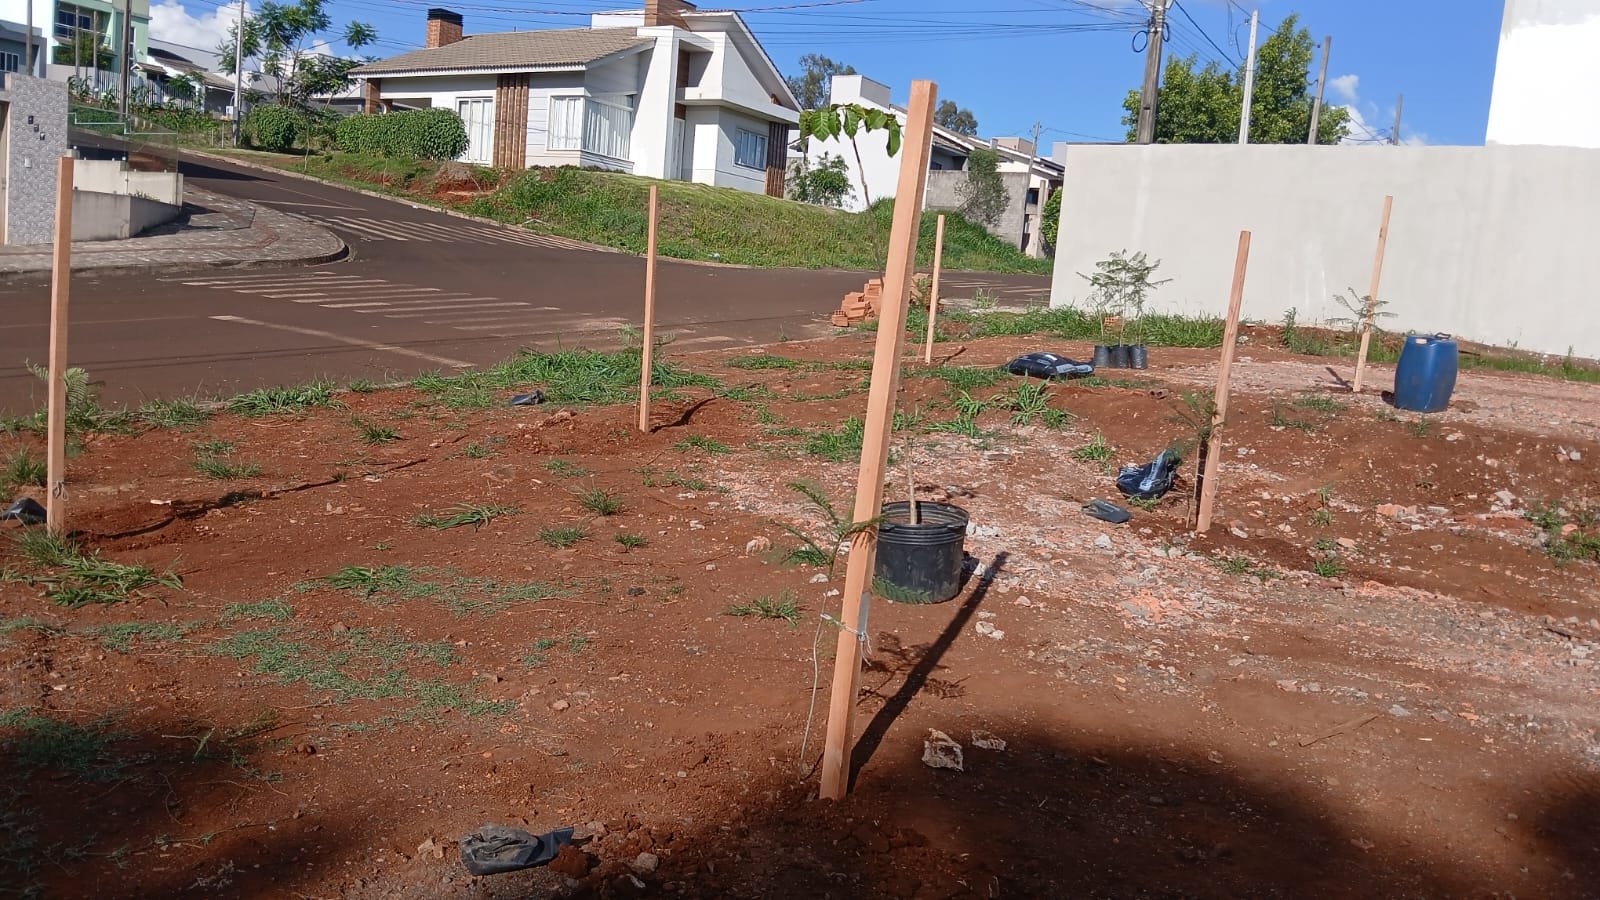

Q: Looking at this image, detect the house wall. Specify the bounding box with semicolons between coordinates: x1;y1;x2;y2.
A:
2;73;67;245
1486;0;1600;148
7;0;150;64
686;107;771;193
522;72;585;167
1048;143;1600;358
925;170;1031;251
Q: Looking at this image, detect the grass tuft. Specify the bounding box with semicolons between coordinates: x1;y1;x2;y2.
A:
2;448;46;490
223;599;294;622
614;533;647;550
412;503;516;530
411;349;717;410
674;434;730;455
353;417;400;445
725;592;801;626
576;487;623;516
227;381;337;417
137;397;210;430
538;525;587;548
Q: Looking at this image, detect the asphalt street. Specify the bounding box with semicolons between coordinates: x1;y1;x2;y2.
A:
0;156;1051;412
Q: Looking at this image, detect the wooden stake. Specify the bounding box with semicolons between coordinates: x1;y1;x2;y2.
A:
1195;230;1251;535
637;184;659;433
819;79;938;802
1351;195;1393;394
922;214;946;365
46;156;74;535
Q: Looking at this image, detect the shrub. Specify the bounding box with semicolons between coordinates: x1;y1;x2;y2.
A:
244;104;308;153
335;108;468;160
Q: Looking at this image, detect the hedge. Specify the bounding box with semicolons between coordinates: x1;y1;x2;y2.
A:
335;108;469;160
244;105;308;153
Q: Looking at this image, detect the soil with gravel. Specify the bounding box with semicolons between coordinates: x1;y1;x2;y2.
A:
1;331;1597;899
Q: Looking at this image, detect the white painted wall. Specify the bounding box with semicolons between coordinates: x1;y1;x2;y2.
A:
1487;0;1600;148
524;71;584;167
1049;144;1600;358
706;108;768;192
75;158;182;205
630;32;678;179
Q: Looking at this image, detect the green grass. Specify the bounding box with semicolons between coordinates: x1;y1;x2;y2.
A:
725;593;802;626
1270;402;1319;432
539;525;588;548
726;355;807;371
137;397;210;430
194;454;262;480
675;434;730;455
463;442;495;460
2;447;46;490
317;564;432;601
803;417;865;462
0;709;122;780
542;458;590;478
1312;556;1346;578
412;503;516;530
1212;555;1280;579
1407;416;1433;439
83;622;188;653
353;417;400;445
1311;508;1334;526
1001;381;1069;429
223;599;294;622
575;487;624;516
520;631;591;667
910;365;1010;392
227;381;337;416
1526;501;1600;565
193;439;235;456
411;348;717;410
638;466;713;491
0;617;62;638
1070;431;1114;468
899;304;1226;348
347;379;378;393
1293;395;1344;413
8;531;180;607
614;533;647;550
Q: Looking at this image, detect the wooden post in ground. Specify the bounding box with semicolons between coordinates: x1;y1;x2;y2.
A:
637;184;659;433
922;214;946;365
1194;230;1251;535
46;157;74;534
1351;195;1393;394
819;79;938;802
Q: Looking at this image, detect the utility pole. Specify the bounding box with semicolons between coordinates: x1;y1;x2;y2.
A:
24;0;32;78
1237;9;1259;144
1134;0;1170;144
232;0;246;146
1029;121;1042;155
118;0;132;120
1307;35;1331;144
1391;93;1403;145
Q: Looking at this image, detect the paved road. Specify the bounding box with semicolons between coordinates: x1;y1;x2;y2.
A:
0;156;1050;412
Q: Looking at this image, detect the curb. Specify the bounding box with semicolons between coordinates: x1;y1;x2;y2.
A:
0;241;351;284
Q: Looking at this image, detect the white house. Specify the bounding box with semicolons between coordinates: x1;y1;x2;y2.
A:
1486;0;1600;148
801;74;1062;256
354;1;799;196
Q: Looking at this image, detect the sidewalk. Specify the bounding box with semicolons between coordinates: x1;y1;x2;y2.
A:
0;187;346;277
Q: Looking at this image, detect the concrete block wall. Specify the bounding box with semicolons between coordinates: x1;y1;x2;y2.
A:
1049;144;1600;359
74;159;183;206
1;74;68;245
925;169;1031;253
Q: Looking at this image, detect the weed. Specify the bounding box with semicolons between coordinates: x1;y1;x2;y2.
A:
1376;408;1401;423
347;379;378;393
727;355;805;371
614;533;647;550
412;503;516;530
1001;380;1067;428
542;458;591;478
9;531;180;607
15;529;79;568
521;637;559;667
227;381;337;416
1128;496;1160;512
1312;555;1346;578
539;525;587;548
137;397;210;430
1408;416;1433;439
913;365;1009;392
638;466;712;491
412;349;716;410
463;443;494;459
1311;508;1334;526
193;439;235;456
675;434;730;455
725;592;801;626
353;417;400;445
0;709;121;780
1214;556;1252;575
576;487;624;516
9;365;133;436
194;455;262;480
0;617;62;638
85;622;187;653
1526;501;1600;564
1294;395;1343;413
1270;402;1319;432
223;599;294;622
2;448;46;490
1071;431;1114;469
318;565;433;602
804;417;866;461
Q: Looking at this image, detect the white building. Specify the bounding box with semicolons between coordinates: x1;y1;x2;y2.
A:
1486;0;1600;147
355;0;798;196
801;74;1062;256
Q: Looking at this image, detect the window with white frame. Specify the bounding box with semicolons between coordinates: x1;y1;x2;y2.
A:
733;128;767;170
55;3;94;39
0;52;18;74
547;95;633;160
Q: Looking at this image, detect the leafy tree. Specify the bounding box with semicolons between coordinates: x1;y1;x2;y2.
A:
934;100;978;137
787;152;853;208
1041;188;1061;249
785;54;856;110
1119;14;1349;144
220;0;375;109
956;148;1008;226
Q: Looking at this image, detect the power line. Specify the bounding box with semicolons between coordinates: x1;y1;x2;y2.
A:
1170;0;1240;67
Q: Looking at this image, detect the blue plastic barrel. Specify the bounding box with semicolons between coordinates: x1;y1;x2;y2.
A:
1393;334;1459;413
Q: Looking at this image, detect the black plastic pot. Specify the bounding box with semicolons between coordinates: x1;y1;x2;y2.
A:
1129;344;1149;370
874;501;969;605
1091;345;1112;369
1109;345;1132;369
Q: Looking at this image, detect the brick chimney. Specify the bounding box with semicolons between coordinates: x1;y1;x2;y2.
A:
644;0;696;28
426;8;463;48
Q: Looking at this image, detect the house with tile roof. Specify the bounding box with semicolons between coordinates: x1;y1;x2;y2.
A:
354;1;799;197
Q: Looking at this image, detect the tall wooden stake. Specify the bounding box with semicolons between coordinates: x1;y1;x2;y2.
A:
47;157;74;535
1194;230;1250;535
922;214;946;365
819;80;938;802
637;184;659;433
1351;195;1393;394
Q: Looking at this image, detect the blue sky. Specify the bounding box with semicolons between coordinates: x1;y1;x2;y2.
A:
150;0;1507;146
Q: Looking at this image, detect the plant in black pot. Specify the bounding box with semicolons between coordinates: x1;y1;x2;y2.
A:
1079;249;1169;369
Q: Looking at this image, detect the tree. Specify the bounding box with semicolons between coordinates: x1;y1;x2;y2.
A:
787;153;853;208
220;0;375;108
785;54;855;110
957;148;1008;226
1041;188;1061;249
1119;13;1350;145
934;100;978;136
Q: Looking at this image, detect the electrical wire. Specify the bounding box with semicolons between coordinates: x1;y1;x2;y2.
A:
1170;0;1240;67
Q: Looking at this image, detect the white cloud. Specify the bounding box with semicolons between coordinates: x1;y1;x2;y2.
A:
1327;74;1359;105
150;0;244;58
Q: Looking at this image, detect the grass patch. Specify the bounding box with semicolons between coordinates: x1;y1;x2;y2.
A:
412;503;516;530
223;599;294;622
1070;431;1114;469
911;364;1010;391
317;565;434;601
614;533;647;550
520;631;591;667
1000;381;1069;428
83;622;188;653
353;417;400;445
2;448;46;490
803;417;865;462
137;397;210;430
227;381;337;416
1270;402;1319;432
1311;556;1346;578
726;355;806;371
1527;501;1600;565
542;458;590;478
412;348;717;410
347;379;378;393
675;434;730;455
1311;508;1334;526
725;592;801;626
1407;416;1433;439
1293;395;1343;413
575;487;624;516
539;525;587;548
0;617;62;638
639;465;712;491
8;531;180;607
194;455;261;480
462;442;495;459
0;709;122;780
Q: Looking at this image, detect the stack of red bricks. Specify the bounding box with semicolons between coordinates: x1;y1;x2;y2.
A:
830;278;884;327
